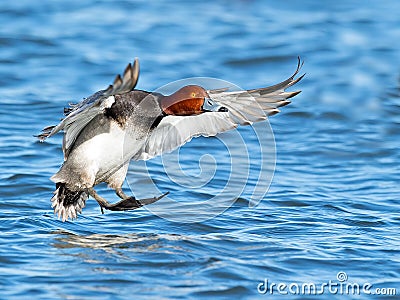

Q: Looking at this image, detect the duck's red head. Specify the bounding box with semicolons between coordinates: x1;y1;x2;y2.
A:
160;85;227;116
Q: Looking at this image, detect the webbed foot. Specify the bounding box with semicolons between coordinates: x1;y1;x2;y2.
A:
88;188;169;213
103;192;169;211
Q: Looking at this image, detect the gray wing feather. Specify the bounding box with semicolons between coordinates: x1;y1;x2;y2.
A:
134;113;236;161
37;58;140;157
210;57;304;120
136;58;304;160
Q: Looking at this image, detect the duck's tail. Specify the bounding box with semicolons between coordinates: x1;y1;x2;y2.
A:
51;183;88;222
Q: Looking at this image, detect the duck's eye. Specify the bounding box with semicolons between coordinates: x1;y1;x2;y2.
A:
191;92;196;98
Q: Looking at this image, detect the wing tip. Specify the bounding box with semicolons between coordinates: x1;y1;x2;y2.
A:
35;125;56;141
247;56;305;95
267;108;281;117
104;57;140;96
288;56;305;84
286;90;302;99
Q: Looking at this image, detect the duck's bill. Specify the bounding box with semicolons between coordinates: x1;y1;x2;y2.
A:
202;98;228;112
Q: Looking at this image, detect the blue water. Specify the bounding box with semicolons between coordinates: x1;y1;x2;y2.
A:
1;1;399;299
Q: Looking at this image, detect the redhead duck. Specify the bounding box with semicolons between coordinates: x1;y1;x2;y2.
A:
38;57;304;221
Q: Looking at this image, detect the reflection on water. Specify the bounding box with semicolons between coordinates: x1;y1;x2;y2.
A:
53;230;190;251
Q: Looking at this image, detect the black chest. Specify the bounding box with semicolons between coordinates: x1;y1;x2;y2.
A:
104;90;164;128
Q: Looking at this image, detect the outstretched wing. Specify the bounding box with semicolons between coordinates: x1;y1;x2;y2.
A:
134;58;304;161
37;58;140;157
